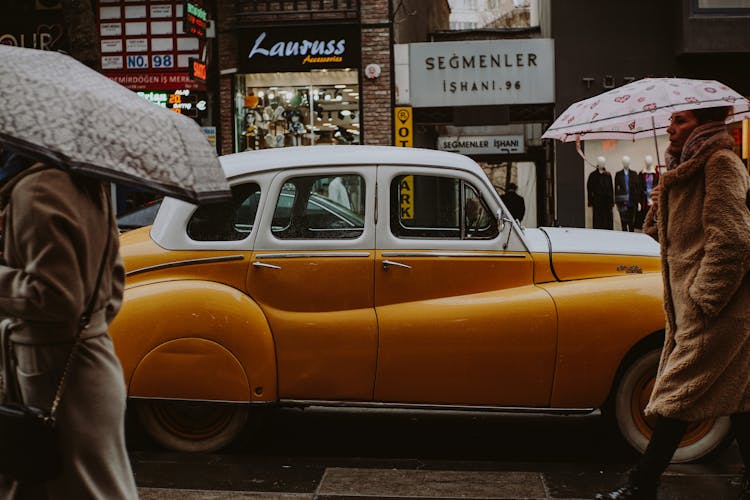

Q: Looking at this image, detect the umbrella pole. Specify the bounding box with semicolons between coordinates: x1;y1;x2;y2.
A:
651;116;662;167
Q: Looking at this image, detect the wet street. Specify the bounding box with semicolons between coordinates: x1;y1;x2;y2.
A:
128;407;744;499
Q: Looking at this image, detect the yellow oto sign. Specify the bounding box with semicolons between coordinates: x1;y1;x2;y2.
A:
394;106;413;147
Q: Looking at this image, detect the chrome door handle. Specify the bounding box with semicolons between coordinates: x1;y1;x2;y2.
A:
253;262;281;270
382;260;412;271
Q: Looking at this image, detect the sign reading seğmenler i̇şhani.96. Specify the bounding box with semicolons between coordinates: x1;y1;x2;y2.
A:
237;25;361;73
408;39;554;108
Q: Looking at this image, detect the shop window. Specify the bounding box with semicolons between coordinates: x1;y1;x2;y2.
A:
187;183;261;241
390;175;498;240
271;174;365;240
234;71;360;152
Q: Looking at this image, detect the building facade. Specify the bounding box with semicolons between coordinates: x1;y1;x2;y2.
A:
215;0;449;156
551;0;750;228
393;0;555;228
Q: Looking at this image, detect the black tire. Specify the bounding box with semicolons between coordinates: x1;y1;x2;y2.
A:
609;348;732;463
135;399;249;453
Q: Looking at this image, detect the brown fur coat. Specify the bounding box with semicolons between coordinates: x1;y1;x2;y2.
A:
642;123;750;421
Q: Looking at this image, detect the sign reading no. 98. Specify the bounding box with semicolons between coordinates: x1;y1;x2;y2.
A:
153;55;174;68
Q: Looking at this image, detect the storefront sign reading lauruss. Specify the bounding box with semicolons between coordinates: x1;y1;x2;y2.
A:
237;25;361;73
409;39;554;108
438;135;525;155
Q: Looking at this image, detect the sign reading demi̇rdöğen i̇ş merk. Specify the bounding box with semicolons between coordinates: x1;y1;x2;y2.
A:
408;39;554;108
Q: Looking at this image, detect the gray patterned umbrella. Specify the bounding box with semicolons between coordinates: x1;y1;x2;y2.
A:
0;45;230;204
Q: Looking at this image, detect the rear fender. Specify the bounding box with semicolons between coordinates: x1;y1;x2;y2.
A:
110;280;277;402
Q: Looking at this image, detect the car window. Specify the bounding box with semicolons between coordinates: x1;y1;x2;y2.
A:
391;174;498;240
187;183;261;241
271;174;365;240
116;199;162;232
464;183;497;239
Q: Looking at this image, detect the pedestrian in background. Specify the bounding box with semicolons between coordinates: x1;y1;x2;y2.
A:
596;106;750;500
0;149;138;499
501;182;526;222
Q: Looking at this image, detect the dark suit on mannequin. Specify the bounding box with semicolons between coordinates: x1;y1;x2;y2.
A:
637;155;660;229
614;156;642;232
587;156;614;230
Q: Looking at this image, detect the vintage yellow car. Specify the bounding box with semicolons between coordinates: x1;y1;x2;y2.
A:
111;145;729;461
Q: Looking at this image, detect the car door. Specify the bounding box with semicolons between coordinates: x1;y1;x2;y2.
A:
373;166;557;407
246;167;378;401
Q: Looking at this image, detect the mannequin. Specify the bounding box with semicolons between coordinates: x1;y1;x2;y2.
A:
637;154;660;229
614;155;642;232
587;156;614;230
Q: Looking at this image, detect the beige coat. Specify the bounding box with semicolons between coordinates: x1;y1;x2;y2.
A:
0;165;123;341
643;126;750;421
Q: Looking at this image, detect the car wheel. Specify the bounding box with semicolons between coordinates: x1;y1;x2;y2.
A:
612;348;732;463
135;399;249;452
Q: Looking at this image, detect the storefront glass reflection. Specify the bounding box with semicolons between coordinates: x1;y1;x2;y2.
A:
234;71;360;152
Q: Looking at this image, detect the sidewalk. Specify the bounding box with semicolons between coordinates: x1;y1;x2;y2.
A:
134;463;744;499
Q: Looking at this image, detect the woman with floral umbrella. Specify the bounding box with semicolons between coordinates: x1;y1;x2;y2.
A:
595;105;750;499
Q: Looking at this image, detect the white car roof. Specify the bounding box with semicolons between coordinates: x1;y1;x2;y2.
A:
219;145;485;180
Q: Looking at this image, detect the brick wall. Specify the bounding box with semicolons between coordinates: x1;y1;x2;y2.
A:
217;0;236;156
360;0;392;146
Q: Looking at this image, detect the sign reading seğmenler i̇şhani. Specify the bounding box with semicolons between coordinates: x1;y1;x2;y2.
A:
408;39;554;108
237;25;361;73
438;135;525;155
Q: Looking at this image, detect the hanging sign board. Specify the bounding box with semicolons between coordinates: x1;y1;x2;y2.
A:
394;107;413;147
136;89;208;120
189;57;207;83
184;0;207;39
409;39;554;108
237;24;361;72
438;135;525;155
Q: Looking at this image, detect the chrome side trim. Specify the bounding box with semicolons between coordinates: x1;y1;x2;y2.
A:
381;252;526;259
128;396;273;405
278;400;595;415
255;252;371;259
127;396;596;415
126;255;245;277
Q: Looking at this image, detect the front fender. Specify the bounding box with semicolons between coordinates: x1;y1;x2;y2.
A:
540;272;665;408
110;279;277;403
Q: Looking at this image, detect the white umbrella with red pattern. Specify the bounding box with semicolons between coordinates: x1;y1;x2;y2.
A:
543;77;750;142
542;77;750;166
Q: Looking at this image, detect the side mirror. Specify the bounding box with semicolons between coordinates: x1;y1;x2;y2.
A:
496;209;515;250
496;208;513;230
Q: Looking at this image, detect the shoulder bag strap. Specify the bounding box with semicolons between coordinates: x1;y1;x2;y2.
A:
48;187;114;422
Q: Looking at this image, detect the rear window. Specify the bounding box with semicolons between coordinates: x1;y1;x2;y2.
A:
187;183;261;241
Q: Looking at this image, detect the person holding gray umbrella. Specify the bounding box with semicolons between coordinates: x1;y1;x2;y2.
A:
595;105;750;499
0;147;138;498
0;45;231;499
